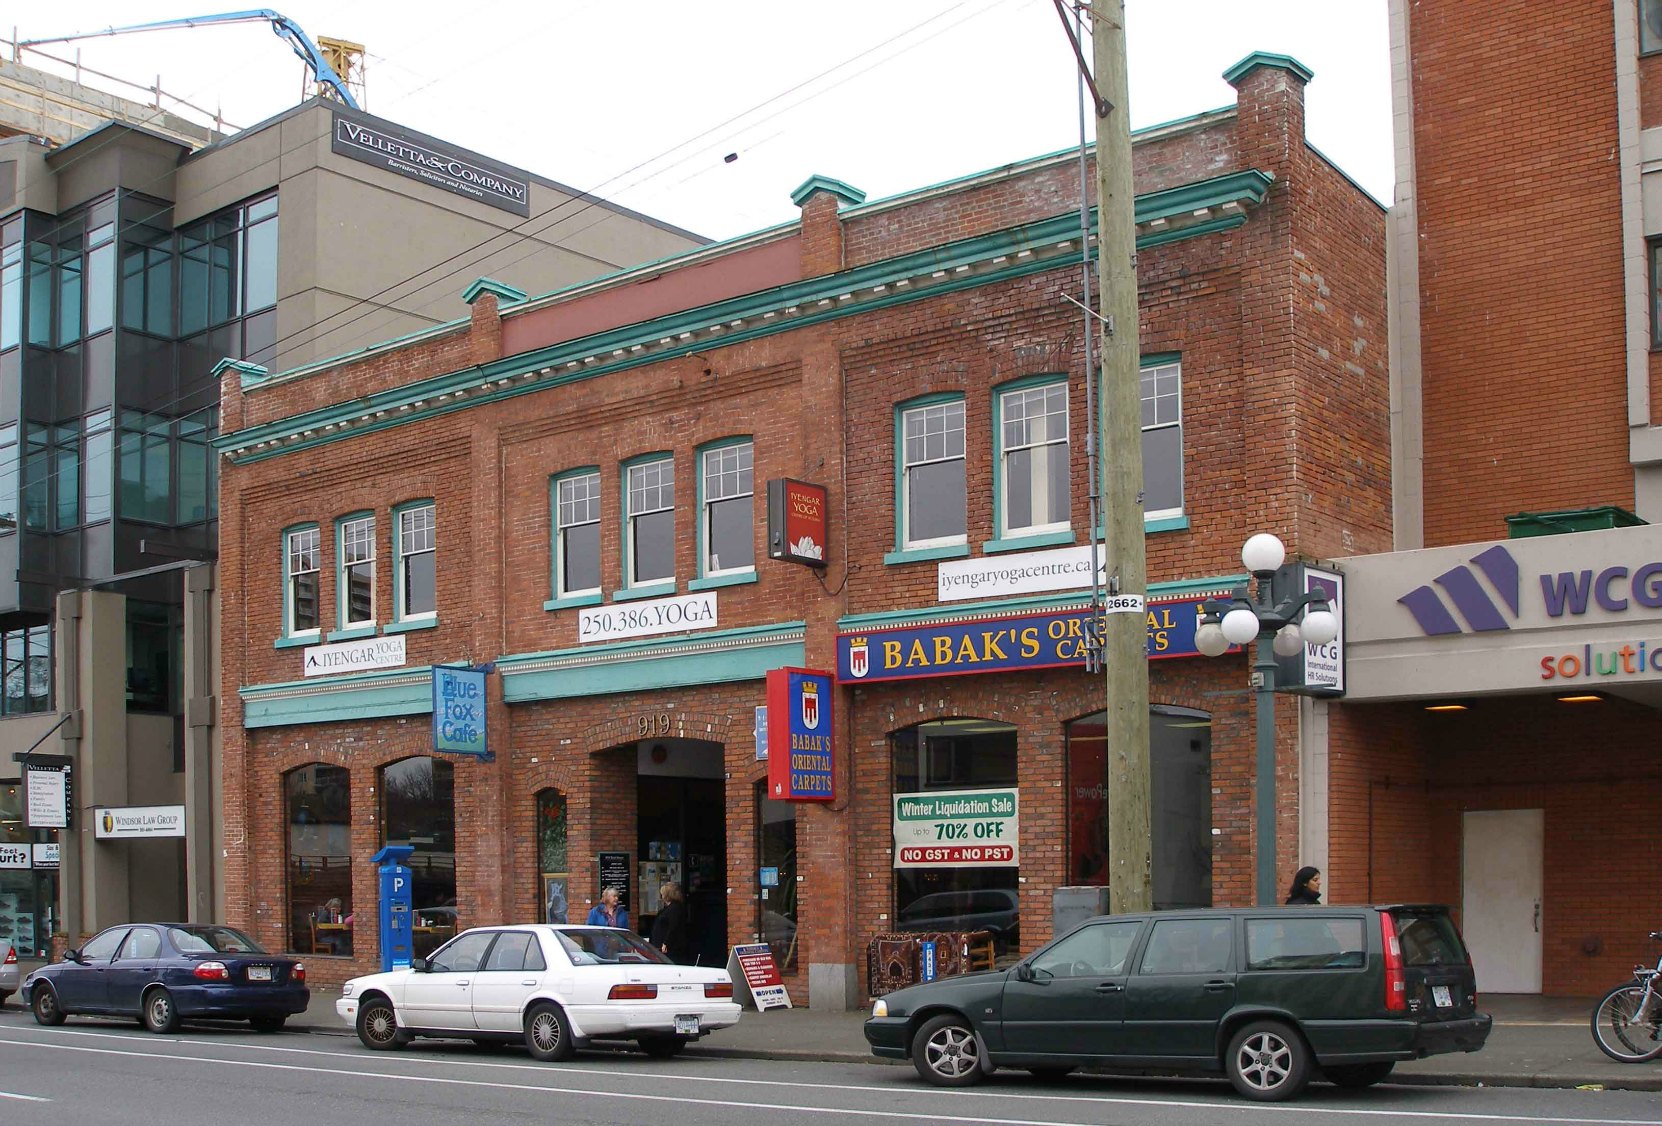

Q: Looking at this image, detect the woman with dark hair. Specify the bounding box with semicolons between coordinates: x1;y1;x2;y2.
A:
1285;866;1322;905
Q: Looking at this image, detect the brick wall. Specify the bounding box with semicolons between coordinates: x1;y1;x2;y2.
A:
1409;0;1634;545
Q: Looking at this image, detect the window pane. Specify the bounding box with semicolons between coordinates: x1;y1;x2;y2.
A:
85;242;114;335
632;508;674;584
346;564;373;624
27;241;52;347
244;215;278;311
292;573;319;632
0;241;20;351
561;521;600;594
380;757;457;959
1142;424;1183;515
1138;917;1233;975
287;764;352;956
57;245;81;345
178;416;209;523
84;410;113;524
126;602;172;713
1246;918;1365;971
707;496;753;572
1031;921;1142;977
0;424;18;527
404;549;435;617
906;459;965;543
54;425;79;530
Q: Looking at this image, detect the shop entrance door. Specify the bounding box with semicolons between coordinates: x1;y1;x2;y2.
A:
636;739;726;968
1461;808;1542;994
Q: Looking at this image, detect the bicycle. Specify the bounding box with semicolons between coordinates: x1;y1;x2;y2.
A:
1591;931;1662;1063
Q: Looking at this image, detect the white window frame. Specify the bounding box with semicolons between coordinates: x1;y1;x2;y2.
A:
701;441;754;577
555;471;602;598
285;526;321;638
396;503;436;621
626;456;675;588
1140;360;1184;521
900;399;967;550
337;514;376;629
998;381;1070;537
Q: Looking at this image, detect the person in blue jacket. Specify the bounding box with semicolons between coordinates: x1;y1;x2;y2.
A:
586;886;629;930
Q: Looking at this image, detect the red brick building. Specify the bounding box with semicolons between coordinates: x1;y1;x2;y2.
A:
216;53;1388;1005
1318;0;1662;998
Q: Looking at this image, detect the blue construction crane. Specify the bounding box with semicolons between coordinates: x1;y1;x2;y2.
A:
20;9;362;111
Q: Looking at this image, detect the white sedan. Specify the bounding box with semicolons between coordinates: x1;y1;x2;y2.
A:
337;924;741;1060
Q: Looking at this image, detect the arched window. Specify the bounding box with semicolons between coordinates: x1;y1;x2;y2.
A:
536;788;568;923
1066;705;1212;908
889;718;1020;952
285;764;351;955
380;756;456;956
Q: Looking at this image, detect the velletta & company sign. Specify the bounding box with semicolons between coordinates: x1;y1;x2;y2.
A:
332;114;531;216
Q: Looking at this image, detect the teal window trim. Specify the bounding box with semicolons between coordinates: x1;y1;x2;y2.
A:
1139;355;1185;523
884;543;971;565
391;498;436;624
384;616;440;635
551;466;602;601
281;521;321;643
611;581;676;602
334;511;377;631
982;528;1077;554
325;625;378;643
1144;514;1190;534
991;374;1071;542
544;591;604;612
695;435;756;582
621;451;676;590
273;634;314;650
688;571;758;592
894;392;967;553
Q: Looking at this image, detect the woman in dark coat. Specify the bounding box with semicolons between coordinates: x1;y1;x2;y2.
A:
1285;866;1322;905
650;881;690;964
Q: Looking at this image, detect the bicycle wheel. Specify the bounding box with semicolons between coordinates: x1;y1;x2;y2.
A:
1591;983;1662;1062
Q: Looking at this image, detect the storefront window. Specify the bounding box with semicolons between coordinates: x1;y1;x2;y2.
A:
380;757;456;957
756;786;797;972
286;764;352;955
537;788;569;924
891;718;1020;952
0;781;57;957
1066;705;1212;909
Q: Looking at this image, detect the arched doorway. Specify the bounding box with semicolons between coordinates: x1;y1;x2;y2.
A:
632;737;726;967
379;756;456;957
1065;704;1212;908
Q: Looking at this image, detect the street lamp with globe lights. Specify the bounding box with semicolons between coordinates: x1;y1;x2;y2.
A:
1194;533;1339;904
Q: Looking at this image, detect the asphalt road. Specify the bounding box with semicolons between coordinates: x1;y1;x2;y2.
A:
1;1012;1661;1126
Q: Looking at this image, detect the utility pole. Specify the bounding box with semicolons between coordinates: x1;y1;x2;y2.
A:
1091;0;1151;914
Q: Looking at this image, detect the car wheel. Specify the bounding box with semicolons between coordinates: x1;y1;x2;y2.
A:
911;1013;986;1087
524;1001;574;1062
30;984;65;1026
1225;1020;1311;1102
1325;1061;1395;1089
639;1035;687;1059
142;987;180;1034
249;1016;287;1033
1026;1066;1075;1081
357;997;409;1050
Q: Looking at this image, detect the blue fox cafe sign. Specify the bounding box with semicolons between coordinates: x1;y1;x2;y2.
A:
836;596;1209;683
432;665;489;758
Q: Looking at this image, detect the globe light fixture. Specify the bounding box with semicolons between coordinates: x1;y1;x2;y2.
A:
1197;532;1341;905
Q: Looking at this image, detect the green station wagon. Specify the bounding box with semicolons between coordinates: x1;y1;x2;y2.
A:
864;904;1491;1101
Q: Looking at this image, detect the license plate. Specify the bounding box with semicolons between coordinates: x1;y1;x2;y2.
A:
1431;984;1452;1008
674;1014;700;1036
247;966;272;982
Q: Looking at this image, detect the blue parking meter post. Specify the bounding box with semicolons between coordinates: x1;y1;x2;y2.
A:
921;939;937;983
372;844;416;972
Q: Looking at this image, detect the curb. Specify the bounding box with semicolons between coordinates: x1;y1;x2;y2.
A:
291;1019;1661;1091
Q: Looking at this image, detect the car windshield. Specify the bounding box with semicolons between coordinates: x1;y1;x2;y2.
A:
169;925;266;955
556;928;672;966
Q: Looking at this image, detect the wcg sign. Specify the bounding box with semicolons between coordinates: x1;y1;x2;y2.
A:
1398;543;1662;636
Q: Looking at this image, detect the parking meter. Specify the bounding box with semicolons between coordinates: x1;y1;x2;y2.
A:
372;844;416;972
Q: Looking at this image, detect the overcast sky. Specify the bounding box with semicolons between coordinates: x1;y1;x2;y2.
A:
18;1;1392;240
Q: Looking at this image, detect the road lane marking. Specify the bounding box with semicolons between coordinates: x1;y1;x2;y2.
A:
0;1090;50;1101
0;1032;1657;1126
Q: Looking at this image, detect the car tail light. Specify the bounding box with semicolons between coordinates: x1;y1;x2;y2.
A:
3;946;15;966
1380;912;1407;1012
293;962;306;983
608;983;659;1000
193;961;230;981
704;982;733;999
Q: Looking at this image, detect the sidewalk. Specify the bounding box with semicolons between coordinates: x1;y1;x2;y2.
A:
292;989;1662;1092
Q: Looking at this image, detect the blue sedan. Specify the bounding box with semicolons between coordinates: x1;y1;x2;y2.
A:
22;922;309;1033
